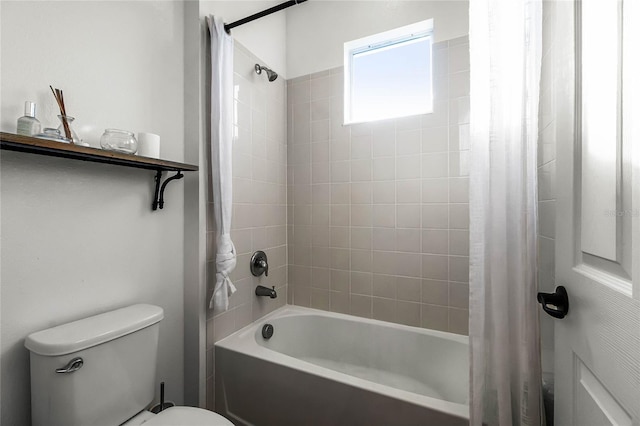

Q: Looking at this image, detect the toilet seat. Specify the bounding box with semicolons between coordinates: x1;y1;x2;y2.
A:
142;406;233;426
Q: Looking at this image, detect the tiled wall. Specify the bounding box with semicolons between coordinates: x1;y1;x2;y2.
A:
538;0;558;374
206;42;287;409
286;36;470;335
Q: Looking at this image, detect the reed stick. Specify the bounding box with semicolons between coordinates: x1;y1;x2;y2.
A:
50;85;72;141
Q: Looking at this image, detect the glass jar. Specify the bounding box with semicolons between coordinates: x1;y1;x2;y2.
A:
56;115;82;144
100;129;138;154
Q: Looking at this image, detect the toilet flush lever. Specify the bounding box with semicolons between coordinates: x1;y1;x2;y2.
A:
56;357;83;374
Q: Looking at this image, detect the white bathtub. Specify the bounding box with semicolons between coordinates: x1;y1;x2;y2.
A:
215;306;469;425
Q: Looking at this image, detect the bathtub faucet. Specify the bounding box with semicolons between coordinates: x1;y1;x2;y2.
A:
255;285;277;299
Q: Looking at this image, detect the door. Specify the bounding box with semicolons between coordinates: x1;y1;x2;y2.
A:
552;0;640;425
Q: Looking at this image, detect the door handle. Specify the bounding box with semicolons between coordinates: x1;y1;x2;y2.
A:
537;286;569;319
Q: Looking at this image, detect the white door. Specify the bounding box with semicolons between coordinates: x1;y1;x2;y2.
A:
552;0;640;425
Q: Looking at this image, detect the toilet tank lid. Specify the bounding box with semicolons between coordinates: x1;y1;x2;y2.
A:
25;304;164;356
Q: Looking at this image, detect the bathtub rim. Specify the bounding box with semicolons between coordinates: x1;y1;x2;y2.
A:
215;305;469;421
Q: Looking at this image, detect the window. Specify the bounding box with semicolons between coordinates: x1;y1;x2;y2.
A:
344;19;434;124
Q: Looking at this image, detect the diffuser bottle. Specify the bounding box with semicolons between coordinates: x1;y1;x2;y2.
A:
17;101;41;136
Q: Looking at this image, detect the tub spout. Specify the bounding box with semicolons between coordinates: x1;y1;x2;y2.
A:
256;285;277;299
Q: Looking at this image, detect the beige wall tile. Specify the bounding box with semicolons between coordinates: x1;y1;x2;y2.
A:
351;271;373;295
449;230;470;256
351;249;373;272
372;297;396;323
449;308;469;335
422;279;449;306
372;204;396;228
422;254;449;280
373;274;396;299
421;304;448;331
351;134;373;159
311;288;331;310
330;205;350;226
396;129;421;155
351;227;372;250
351;182;372;204
330;226;350;248
421;126;449;153
331;270;350;292
396;301;421;327
351;159;372;182
396;204;421;228
396;180;421;203
373;182;396;204
422;204;449;229
330;248;350;270
331;183;350;204
395;229;421;253
373;157;396;181
449;177;469;203
449;282;469;309
422;230;449;255
396;155;421;180
351;204;372;227
350;294;373;318
330;291;350;314
396;277;422;302
421;152;449;178
422;178;449;203
449;203;469;229
449;256;470;283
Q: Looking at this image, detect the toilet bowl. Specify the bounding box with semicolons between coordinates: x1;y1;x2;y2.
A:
124;406;233;426
25;304;233;426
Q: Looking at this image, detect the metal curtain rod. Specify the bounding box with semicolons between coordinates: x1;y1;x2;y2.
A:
224;0;308;33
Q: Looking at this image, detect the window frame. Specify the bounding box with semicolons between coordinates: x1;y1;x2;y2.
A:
343;19;435;125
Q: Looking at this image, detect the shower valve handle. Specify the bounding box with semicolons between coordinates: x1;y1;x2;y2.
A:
250;251;269;277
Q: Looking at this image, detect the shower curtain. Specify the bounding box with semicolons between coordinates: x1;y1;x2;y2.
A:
207;15;237;311
468;0;543;425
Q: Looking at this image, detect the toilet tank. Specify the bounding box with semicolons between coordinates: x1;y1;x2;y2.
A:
25;304;164;426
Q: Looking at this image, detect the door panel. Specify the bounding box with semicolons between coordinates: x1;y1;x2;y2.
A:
579;0;620;262
574;358;632;426
553;1;640;425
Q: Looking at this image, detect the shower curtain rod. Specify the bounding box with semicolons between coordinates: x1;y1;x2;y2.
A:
224;0;308;33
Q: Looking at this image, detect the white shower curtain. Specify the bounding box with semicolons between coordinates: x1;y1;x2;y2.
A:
468;0;543;425
207;15;237;311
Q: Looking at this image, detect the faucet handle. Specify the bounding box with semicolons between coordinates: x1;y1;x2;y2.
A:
256;259;269;276
250;251;269;277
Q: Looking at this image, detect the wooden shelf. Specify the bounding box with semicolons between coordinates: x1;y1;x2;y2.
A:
0;132;198;210
0;132;198;172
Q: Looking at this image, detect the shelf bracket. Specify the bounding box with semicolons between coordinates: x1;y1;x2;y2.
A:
152;170;184;211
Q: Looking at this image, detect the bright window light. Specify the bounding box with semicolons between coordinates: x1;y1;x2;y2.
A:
344;19;434;124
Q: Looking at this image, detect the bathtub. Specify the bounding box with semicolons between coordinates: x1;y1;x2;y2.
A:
215;306;469;426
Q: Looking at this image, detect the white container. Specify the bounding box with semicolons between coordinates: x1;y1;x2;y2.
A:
25;304;164;426
137;132;161;158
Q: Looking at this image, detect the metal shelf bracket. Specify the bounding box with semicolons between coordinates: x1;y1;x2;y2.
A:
152;170;184;211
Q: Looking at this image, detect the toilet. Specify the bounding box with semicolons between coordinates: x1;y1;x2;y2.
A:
24;304;233;426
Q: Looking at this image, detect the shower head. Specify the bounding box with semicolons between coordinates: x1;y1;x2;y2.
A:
255;64;278;82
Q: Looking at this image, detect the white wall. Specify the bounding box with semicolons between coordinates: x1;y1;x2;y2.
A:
0;2;186;425
286;0;469;78
200;1;288;79
182;0;208;408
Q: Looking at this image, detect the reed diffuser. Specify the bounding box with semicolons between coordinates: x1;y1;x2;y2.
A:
49;86;73;141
